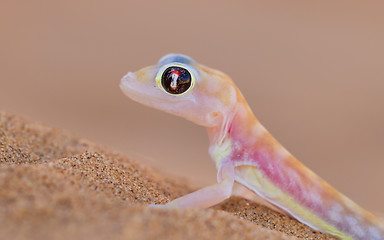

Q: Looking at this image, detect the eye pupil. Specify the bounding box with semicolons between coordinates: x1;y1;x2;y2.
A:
161;66;192;94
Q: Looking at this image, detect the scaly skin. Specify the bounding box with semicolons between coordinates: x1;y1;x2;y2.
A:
120;54;384;240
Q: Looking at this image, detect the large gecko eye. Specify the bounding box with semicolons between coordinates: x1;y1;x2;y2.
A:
161;66;192;95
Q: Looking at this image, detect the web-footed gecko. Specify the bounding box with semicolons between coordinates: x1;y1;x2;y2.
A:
120;53;384;240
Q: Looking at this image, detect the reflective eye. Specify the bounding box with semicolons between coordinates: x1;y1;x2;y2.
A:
161;66;192;95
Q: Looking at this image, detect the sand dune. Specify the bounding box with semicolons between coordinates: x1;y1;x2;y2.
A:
0;112;334;240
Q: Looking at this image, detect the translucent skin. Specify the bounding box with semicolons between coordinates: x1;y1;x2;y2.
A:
120;54;384;240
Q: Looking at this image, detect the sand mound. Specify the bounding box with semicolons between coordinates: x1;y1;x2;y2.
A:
0;112;335;240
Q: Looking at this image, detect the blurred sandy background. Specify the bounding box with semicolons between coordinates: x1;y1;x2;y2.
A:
1;0;383;214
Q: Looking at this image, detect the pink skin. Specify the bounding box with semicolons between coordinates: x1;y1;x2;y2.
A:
120;54;384;239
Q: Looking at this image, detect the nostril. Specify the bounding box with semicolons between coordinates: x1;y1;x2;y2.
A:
121;72;136;85
122;72;133;80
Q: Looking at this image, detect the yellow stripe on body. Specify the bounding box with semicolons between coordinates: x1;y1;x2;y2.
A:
234;165;352;240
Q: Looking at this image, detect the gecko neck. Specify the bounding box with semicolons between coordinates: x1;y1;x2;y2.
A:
207;94;258;140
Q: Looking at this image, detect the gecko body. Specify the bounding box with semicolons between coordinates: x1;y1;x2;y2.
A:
120;54;384;240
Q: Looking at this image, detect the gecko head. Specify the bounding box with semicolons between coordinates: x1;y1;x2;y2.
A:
120;53;238;127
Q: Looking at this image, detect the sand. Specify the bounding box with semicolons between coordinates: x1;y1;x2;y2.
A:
0;112;336;240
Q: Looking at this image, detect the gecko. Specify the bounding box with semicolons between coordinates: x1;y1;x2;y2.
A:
120;53;384;240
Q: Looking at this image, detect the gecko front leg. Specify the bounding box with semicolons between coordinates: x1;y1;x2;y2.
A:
153;163;234;209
